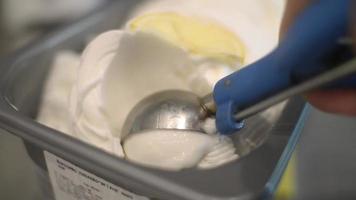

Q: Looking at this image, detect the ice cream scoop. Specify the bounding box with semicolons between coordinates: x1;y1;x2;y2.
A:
123;58;356;137
123;0;356;136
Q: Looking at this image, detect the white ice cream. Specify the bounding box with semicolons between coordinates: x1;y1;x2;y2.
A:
37;51;79;134
68;27;239;169
37;0;285;170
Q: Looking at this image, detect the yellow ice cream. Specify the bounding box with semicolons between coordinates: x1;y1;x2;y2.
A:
128;12;245;65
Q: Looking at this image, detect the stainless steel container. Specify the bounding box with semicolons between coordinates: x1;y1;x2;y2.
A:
0;1;309;199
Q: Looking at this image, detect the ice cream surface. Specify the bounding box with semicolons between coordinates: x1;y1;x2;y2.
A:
38;0;285;170
68;12;243;170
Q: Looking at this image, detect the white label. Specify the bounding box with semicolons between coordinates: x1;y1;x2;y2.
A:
44;151;149;200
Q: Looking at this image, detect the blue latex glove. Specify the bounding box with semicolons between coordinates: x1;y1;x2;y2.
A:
214;0;356;134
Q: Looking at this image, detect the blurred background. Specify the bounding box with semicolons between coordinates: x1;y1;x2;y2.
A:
0;0;106;199
0;0;356;200
0;0;104;54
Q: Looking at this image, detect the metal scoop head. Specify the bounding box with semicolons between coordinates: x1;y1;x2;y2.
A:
122;90;212;138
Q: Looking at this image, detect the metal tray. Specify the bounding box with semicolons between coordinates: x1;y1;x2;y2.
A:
0;1;308;199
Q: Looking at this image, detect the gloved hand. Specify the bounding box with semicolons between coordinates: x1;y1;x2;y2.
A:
280;0;356;116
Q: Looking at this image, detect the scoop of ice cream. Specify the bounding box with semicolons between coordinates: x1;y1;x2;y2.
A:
123;130;216;170
124;118;238;170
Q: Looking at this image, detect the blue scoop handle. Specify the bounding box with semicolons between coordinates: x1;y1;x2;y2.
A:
213;0;356;134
